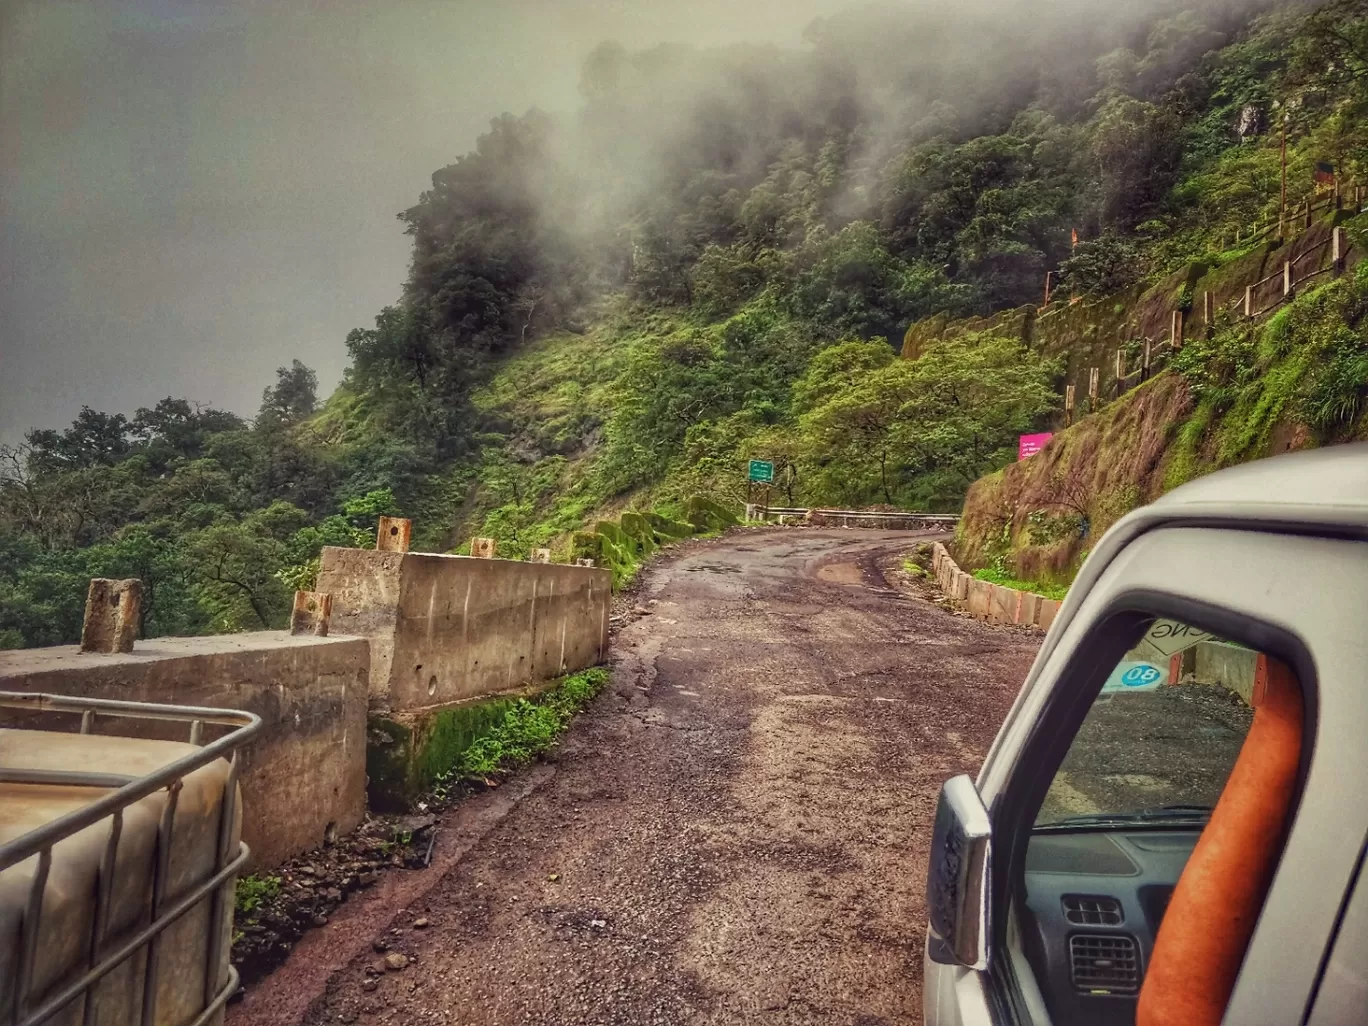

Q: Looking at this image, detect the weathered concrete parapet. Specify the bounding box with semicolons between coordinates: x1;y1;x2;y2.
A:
932;546;1061;631
318;547;612;714
291;589;332;636
966;578;994;620
0;632;369;869
470;537;497;559
317;547;612;807
80;578;142;653
1035;599;1062;632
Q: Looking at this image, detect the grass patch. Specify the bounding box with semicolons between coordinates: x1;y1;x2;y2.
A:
901;558;926;578
439;667;611;785
235;874;281;916
972;567;1069;601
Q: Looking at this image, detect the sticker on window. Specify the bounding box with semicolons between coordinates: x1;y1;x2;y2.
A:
1102;660;1167;692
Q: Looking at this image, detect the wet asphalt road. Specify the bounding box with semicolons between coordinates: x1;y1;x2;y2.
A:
246;528;1039;1026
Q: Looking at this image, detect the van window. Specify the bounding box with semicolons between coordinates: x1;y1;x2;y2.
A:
1018;618;1301;1026
1036;619;1254;828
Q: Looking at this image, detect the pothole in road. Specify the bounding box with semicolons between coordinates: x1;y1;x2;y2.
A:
816;562;864;584
684;563;744;574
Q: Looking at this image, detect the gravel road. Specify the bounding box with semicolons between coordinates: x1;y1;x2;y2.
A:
247;527;1039;1026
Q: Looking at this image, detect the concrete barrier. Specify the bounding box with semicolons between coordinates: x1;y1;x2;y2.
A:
1194;641;1258;703
0;632;369;869
317;547;613;807
930;547;1061;632
966;578;993;620
990;585;1017;625
1036;599;1062;631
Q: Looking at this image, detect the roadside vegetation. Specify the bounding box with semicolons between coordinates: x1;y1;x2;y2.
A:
438;667;612;787
5;0;1368;647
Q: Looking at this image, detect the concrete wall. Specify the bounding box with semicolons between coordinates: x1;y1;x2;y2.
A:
932;542;1062;630
1194;641;1258;704
0;632;368;870
318;547;612;716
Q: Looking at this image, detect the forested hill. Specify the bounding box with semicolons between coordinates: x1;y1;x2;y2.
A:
4;0;1366;646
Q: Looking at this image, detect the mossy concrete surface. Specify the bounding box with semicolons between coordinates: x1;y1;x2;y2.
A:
367;691;537;810
571;496;739;590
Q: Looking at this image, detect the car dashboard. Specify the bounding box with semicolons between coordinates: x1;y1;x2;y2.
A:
1020;829;1201;1026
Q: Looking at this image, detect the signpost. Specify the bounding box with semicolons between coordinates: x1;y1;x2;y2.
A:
1018;433;1053;460
747;460;775;511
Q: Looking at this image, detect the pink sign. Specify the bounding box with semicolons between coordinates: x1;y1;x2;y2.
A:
1018;432;1053;460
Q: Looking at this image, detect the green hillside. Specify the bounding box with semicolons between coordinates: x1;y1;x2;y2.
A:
4;0;1368;646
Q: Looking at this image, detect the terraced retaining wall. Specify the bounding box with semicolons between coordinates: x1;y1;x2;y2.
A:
931;542;1061;631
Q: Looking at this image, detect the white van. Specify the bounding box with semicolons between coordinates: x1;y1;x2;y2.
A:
923;447;1368;1026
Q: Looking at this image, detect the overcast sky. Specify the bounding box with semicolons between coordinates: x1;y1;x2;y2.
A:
0;0;855;442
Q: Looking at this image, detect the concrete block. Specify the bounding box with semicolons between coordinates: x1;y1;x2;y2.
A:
377;516;411;553
319;547;612;716
530;548;552;563
1194;641;1258;704
575;557;596;567
953;570;970;603
470;537;497;559
966;578;993;619
990;585;1017;624
80;578;141;654
1015;591;1040;626
0;632;369;870
291;589;332;636
1035;599;1062;632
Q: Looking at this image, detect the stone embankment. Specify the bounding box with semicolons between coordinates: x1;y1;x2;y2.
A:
931;541;1062;631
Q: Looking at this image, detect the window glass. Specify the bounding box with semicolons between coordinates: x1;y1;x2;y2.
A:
1017;617;1302;1026
1036;618;1255;828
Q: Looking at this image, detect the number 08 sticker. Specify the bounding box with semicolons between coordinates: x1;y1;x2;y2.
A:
1102;660;1167;693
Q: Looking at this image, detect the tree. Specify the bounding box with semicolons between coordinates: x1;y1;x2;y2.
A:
132;398;245;466
258;360;319;426
25;407;132;472
1090;97;1185;227
1299;0;1368;86
1058;232;1145;297
183;503;305;630
797;334;1057;508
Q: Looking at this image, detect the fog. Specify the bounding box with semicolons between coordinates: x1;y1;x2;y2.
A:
0;0;1275;443
0;0;857;442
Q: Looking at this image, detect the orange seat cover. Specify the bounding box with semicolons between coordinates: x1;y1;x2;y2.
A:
1137;655;1303;1026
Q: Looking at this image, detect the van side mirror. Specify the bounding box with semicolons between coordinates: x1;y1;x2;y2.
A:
926;774;992;971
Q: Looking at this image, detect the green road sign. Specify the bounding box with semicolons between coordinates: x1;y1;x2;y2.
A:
748;460;775;483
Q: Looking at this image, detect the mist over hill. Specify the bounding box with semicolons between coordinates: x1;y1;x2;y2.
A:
4;0;1365;646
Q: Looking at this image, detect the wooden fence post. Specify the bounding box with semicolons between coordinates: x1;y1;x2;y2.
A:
1245;285;1254;318
1043;270;1054;305
1333;225;1345;270
1088;367;1099;410
1203;290;1214;333
1143;337;1153;381
1114;349;1125;397
1065;384;1075;426
1283;259;1293;298
1170;309;1184;350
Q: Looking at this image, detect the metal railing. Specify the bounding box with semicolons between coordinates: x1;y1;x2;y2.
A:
745;506;959;529
0;693;262;1026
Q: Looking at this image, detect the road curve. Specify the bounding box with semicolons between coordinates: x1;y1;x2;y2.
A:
279;527;1039;1026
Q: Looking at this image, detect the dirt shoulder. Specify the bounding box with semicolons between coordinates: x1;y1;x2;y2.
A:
242;527;1039;1026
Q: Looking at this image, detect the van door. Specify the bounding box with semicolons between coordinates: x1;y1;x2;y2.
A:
968;526;1368;1025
